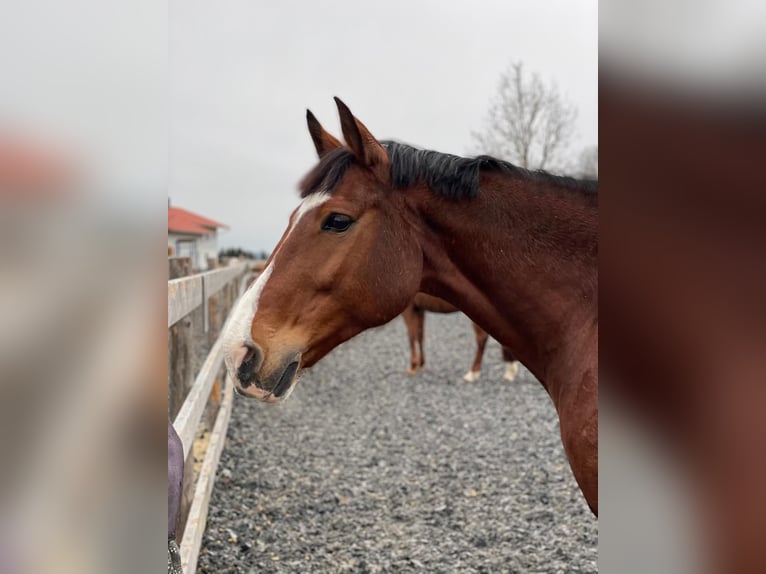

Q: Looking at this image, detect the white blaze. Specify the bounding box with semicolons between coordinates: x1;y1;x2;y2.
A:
222;192;331;380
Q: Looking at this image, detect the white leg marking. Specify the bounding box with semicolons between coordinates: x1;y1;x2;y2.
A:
463;370;481;383
503;361;519;382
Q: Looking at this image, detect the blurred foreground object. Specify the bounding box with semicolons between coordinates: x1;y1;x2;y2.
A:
0;137;164;573
0;135;76;197
600;1;766;571
1;0;170;570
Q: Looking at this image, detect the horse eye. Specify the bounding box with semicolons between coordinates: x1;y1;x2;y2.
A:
321;213;354;233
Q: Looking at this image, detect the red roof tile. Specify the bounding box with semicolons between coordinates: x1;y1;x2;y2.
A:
168;206;228;235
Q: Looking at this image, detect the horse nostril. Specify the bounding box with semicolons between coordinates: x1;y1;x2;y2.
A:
242;344;256;364
237;343;262;388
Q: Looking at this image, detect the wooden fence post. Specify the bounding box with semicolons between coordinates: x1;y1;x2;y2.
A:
168;261;250;558
168;257;194;420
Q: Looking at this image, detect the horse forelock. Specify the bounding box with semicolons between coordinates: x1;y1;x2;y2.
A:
299;147;356;198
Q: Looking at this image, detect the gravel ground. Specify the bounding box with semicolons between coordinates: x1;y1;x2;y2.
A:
198;313;598;573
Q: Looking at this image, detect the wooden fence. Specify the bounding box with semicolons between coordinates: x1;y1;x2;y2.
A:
168;260;253;573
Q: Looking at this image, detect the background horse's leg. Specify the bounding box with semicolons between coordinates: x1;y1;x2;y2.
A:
501;346;520;382
464;322;489;382
401;303;422;374
416;306;426;370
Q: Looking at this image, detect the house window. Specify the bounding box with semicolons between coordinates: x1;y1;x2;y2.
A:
176;239;197;265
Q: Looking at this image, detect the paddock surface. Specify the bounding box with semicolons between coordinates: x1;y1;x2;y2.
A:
197;313;597;573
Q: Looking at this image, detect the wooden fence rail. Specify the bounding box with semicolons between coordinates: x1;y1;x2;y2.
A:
168;261;252;573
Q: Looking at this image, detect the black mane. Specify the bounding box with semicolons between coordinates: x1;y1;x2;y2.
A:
299;141;598;198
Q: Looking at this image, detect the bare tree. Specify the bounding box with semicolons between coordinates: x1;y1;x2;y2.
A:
575;145;598;179
471;62;577;170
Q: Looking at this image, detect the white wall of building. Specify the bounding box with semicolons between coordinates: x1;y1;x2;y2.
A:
168;230;219;270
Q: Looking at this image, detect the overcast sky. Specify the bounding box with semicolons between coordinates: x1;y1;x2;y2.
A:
170;0;598;252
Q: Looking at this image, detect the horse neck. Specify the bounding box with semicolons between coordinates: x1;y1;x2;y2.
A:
405;172;598;388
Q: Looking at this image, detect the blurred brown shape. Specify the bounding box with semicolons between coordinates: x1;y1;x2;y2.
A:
0;134;76;197
601;70;766;574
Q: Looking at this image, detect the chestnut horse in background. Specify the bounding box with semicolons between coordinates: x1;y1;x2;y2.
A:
402;293;519;382
222;99;598;514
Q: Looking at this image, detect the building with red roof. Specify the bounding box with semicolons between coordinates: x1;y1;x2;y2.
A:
168;203;228;270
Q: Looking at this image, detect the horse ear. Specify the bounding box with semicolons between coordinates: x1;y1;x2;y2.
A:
334;97;390;181
306;109;343;158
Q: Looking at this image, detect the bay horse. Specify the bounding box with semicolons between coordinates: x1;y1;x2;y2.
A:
402;293;519;382
222;99;598;514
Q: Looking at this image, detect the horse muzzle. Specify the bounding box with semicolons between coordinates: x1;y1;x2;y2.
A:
230;343;302;403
